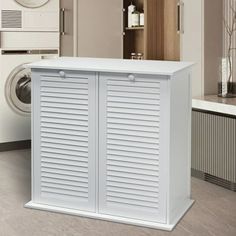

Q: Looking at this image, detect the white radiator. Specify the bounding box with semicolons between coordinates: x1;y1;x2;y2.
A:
192;110;236;191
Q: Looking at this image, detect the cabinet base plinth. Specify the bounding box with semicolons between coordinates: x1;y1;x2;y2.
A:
25;200;194;231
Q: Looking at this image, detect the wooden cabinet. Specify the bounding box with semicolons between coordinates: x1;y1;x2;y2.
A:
27;58;193;231
31;70;97;212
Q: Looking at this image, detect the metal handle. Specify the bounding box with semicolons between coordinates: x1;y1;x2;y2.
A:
128;74;135;82
177;1;184;34
59;71;66;78
177;2;180;33
60;8;66;35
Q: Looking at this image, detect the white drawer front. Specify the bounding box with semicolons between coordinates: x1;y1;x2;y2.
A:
32;71;96;212
99;73;168;223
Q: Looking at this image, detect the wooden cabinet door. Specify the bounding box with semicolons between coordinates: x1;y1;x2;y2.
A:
32;70;96;212
164;0;180;61
98;73;169;223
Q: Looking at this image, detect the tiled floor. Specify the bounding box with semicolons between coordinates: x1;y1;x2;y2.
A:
0;149;236;236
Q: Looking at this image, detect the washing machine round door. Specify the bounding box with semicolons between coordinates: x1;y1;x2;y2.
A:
15;0;50;8
5;64;31;116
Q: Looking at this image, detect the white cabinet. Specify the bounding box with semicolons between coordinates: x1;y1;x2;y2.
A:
26;58;194;231
31;70;97;212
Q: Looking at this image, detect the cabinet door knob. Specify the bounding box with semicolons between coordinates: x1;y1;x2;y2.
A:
59;71;66;78
128;74;135;82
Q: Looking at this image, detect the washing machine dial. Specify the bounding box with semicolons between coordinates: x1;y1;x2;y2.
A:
15;0;50;8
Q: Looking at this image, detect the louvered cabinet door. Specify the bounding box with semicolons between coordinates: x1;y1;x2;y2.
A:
99;73;168;223
32;71;96;212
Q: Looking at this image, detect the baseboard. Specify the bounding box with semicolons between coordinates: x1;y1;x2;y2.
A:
0;140;31;152
25;201;178;231
191;168;205;179
25;200;195;231
191;168;236;192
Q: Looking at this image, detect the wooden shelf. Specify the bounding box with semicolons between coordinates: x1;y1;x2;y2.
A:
123;0;165;60
125;26;144;31
123;0;180;61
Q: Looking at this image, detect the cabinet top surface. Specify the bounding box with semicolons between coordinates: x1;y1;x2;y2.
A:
192;95;236;116
27;57;193;76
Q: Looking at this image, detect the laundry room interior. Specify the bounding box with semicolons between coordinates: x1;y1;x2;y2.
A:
0;1;235;236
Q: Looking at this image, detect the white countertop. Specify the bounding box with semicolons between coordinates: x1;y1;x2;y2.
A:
27;57;193;76
192;95;236;116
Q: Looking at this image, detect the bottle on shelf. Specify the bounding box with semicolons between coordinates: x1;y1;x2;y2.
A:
130;52;144;60
137;52;144;60
131;10;140;27
128;2;136;28
131;53;137;60
140;9;144;26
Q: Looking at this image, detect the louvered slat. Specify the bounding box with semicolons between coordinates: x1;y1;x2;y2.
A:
41;147;88;158
33;72;96;212
41;152;89;163
41;177;88;188
99;73;166;223
41;172;89;183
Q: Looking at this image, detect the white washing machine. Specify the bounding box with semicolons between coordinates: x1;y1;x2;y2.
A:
0;48;59;143
0;0;59;32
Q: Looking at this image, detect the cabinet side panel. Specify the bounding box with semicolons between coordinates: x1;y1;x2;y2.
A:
169;69;192;223
32;70;41;202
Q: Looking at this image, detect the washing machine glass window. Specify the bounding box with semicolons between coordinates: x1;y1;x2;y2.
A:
15;0;50;8
5;64;31;116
